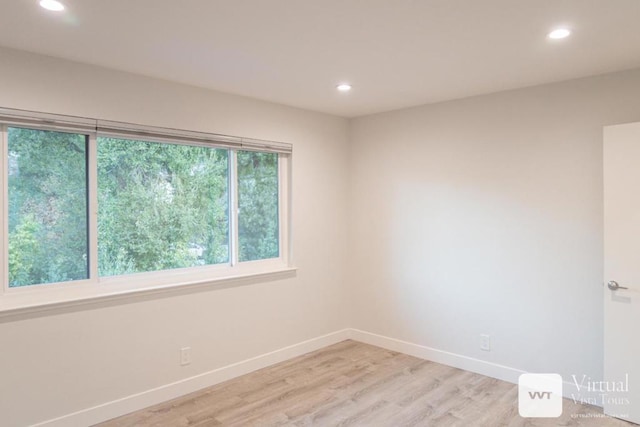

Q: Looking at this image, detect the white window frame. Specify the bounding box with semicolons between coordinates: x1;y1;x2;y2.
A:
0;109;294;317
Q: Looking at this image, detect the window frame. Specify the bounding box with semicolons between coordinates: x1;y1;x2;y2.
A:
0;109;294;316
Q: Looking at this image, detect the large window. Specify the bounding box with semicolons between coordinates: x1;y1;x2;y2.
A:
0;109;291;304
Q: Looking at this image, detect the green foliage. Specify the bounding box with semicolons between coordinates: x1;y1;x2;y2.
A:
238;151;279;261
97;137;229;276
8;214;40;286
8;127;88;287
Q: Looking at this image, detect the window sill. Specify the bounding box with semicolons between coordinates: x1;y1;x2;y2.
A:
0;266;297;320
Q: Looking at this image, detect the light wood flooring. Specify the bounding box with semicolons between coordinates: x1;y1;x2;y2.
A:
98;340;632;427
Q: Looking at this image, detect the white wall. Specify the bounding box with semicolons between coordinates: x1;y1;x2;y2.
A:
0;47;350;427
349;68;640;387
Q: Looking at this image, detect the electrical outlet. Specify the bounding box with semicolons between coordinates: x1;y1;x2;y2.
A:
480;334;491;351
180;347;192;366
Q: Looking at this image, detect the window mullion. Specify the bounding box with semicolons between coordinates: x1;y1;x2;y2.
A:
229;150;239;266
88;133;99;281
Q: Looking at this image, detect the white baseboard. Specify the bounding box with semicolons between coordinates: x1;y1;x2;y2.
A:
33;329;352;427
349;329;603;406
349;329;525;384
33;327;602;426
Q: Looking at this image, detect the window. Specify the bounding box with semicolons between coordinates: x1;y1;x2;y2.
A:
7;127;89;287
237;151;279;262
0;109;292;310
97;137;230;276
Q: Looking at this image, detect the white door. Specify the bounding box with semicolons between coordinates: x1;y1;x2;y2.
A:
603;122;640;424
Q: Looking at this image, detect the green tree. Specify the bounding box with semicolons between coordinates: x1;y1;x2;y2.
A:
97;137;229;276
237;151;279;261
8;127;88;287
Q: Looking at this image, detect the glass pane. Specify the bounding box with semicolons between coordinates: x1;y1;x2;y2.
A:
237;151;279;261
8;127;89;287
97;137;229;276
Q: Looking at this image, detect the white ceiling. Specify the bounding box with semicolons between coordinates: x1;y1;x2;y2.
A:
1;0;640;117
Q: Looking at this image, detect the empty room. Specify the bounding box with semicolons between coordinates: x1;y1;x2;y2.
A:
1;1;640;426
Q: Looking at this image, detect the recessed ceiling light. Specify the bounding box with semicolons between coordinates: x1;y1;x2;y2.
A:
39;0;65;11
337;84;352;92
548;28;571;40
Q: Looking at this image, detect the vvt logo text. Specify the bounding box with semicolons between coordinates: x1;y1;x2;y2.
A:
528;391;553;400
519;374;563;418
